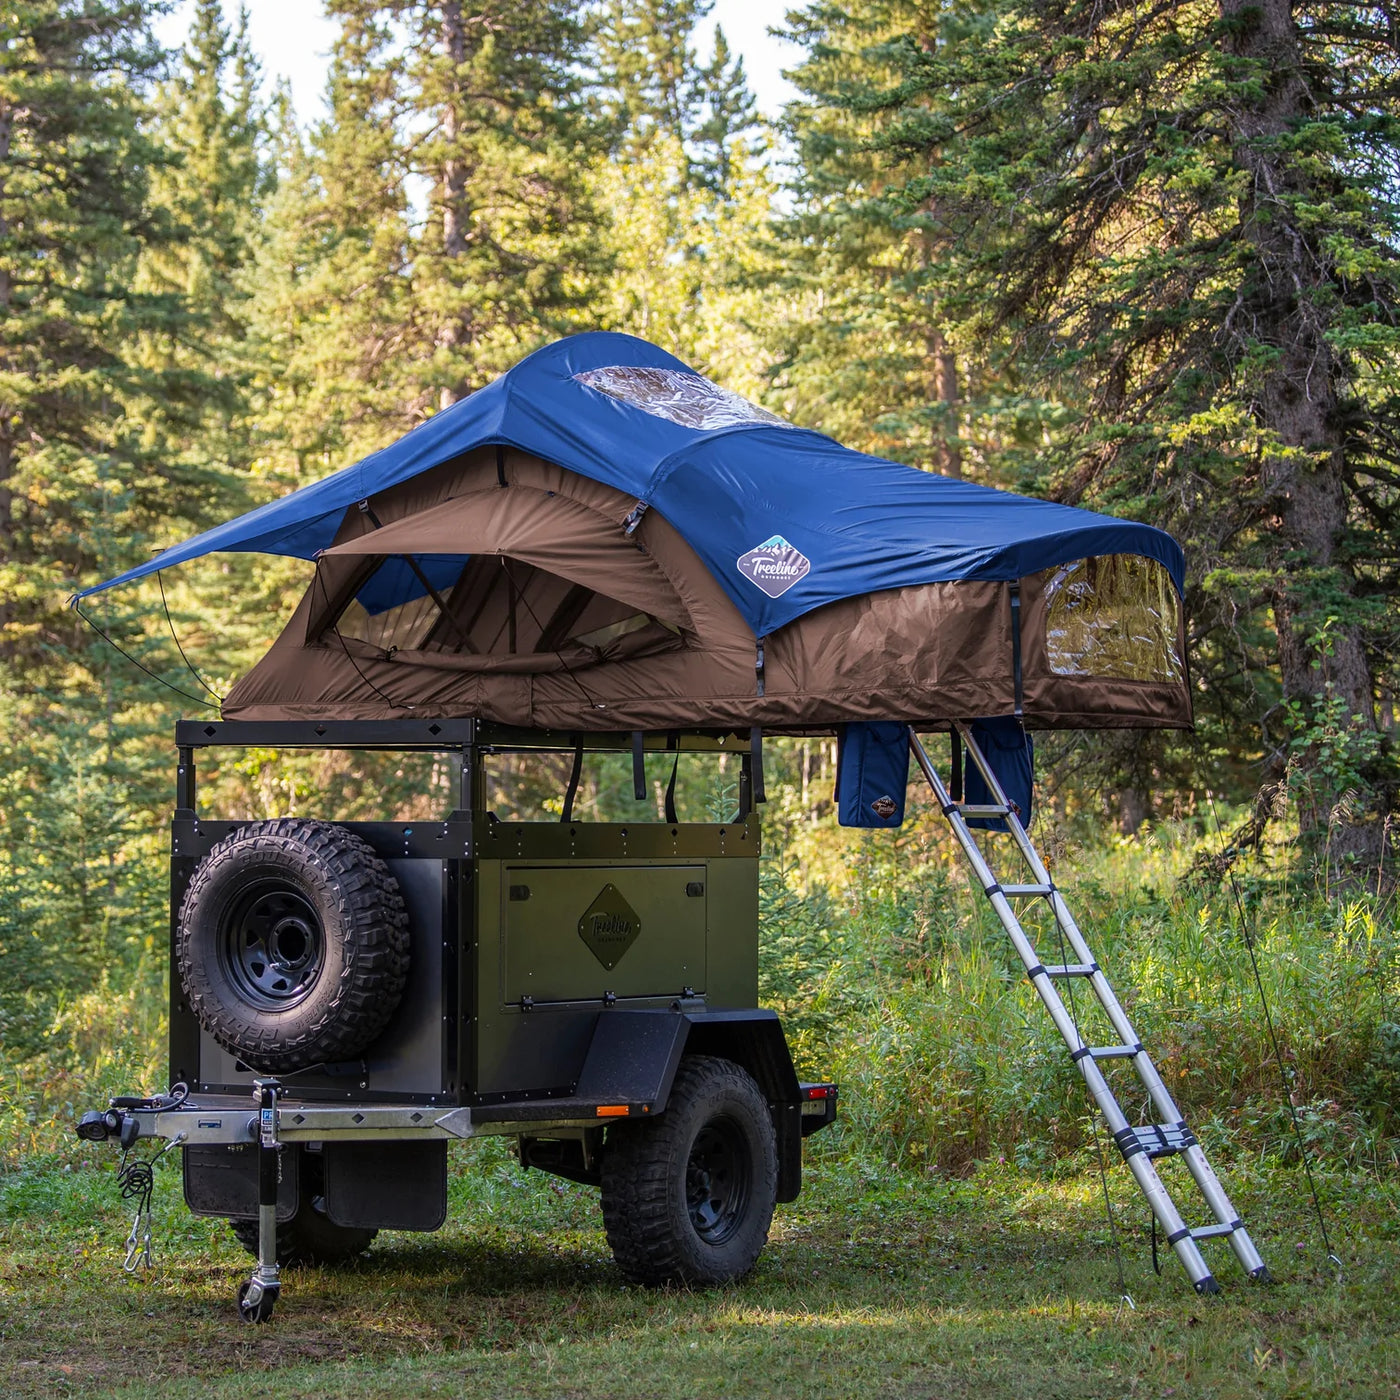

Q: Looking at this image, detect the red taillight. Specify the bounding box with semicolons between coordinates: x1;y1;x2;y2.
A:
804;1084;835;1100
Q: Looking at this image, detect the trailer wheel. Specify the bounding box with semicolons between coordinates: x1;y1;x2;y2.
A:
177;819;409;1075
229;1154;378;1267
600;1055;777;1286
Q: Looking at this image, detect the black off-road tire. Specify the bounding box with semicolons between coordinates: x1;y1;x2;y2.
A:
229;1153;377;1267
600;1055;777;1286
177;818;409;1075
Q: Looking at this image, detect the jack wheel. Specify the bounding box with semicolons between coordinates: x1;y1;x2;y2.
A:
237;1278;279;1324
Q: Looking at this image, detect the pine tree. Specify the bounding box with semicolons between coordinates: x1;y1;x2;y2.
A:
594;0;710;149
143;0;266;340
590;0;774;385
247;2;414;468
691;25;757;194
405;0;606;408
774;0;996;476
865;0;1400;867
593;0;756;192
0;0;247;1043
0;0;227;661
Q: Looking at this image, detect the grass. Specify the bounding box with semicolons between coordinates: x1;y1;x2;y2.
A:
0;1134;1396;1400
761;800;1400;1176
3;787;1398;1395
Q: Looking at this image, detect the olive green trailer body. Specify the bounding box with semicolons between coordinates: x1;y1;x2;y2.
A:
80;719;835;1320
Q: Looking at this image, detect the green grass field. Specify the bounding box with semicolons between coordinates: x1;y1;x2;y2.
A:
1;1133;1394;1400
3;812;1396;1397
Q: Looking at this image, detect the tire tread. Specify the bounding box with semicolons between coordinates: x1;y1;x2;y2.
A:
177;819;409;1074
600;1055;776;1287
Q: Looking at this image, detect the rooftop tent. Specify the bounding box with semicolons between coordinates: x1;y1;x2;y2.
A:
77;333;1191;731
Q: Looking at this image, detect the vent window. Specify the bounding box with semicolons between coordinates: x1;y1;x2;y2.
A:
575;365;794;432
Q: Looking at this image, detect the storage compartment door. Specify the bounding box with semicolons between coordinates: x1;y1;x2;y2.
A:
502;864;706;1005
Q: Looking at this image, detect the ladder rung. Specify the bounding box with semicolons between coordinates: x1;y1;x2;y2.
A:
957;804;1009;818
1003;883;1053;896
1191;1222;1240;1241
1042;962;1096;978
1084;1044;1141;1060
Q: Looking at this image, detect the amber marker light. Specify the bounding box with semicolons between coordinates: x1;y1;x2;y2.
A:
596;1105;629;1117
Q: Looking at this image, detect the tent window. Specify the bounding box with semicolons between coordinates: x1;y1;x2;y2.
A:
331;555;683;665
337;592;442;653
1044;556;1182;683
575;366;795;433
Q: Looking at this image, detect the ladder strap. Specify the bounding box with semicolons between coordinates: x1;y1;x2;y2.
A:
1026;964;1046;980
560;734;583;823
664;732;680;824
1009;583;1024;718
632;730;646;801
1166;1227;1192;1246
984;882;1002;896
1070;1047;1092;1062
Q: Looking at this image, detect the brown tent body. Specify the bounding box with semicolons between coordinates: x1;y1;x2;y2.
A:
223;447;1190;731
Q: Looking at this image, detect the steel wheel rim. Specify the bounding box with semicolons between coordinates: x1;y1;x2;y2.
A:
686;1116;751;1245
219;878;325;1010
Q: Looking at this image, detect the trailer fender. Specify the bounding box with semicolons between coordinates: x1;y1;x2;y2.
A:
576;1008;805;1203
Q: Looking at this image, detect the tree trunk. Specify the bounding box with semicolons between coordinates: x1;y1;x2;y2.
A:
0;98;14;546
1117;785;1149;838
927;323;961;479
0;98;16;650
437;0;470;410
1221;0;1382;874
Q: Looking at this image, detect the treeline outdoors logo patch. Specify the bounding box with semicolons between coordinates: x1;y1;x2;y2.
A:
578;883;641;971
737;535;811;599
870;795;898;820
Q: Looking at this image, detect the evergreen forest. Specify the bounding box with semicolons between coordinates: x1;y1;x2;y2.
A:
2;5;1400;1387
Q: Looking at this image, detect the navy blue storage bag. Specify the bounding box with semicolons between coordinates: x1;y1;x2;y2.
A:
836;722;910;827
962;717;1034;831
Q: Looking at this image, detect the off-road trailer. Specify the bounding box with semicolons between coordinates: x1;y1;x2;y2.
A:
78;719;836;1322
71;333;1269;1310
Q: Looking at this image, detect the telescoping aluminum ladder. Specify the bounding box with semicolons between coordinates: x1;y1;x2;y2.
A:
908;724;1270;1294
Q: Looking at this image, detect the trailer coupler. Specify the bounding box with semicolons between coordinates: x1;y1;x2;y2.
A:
77;1083;191;1148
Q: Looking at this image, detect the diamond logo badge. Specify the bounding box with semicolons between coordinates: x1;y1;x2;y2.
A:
578;883;641;971
736;535;811;599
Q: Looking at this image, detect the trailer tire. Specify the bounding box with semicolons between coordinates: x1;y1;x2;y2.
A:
600;1055;777;1286
229;1154;378;1267
177;819;409;1075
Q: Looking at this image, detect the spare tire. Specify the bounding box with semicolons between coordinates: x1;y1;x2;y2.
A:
176;819;410;1074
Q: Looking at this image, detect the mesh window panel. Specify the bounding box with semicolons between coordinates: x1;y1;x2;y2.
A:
1044;555;1182;683
336;592;443;652
574;365;794;432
